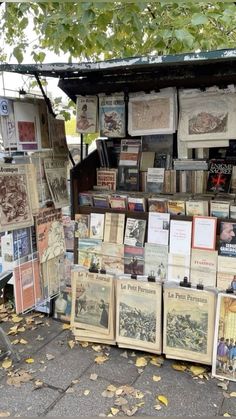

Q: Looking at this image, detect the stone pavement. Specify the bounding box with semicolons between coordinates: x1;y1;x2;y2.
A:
0;315;235;417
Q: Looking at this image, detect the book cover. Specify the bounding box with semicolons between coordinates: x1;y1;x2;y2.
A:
219;221;236;257
148;198;168;213
167;253;190;282
124;218;146;247
118;166;139;191
210;201;230;218
44;158;69;209
78;192;93;206
148;212;170;246
190;249;217;288
167;200;186;215
78;238;102;270
119;139;141;166
101;242;124;274
212;294;236;382
62;215;75;251
146;168;165;193
127;197;146;212
14;101;41;151
109;195;127;210
76;95;98;133
89;213;105;240
185;200;209;216
140;151;155;172
192;216;217;251
99;94;125;138
169;220;192;256
74;214;90;239
14;258;41;314
103;213;125;244
116;279;162;353
144;243;168;280
163;284;216;364
96;168;117;191
93;195;110;209
35;207;65;263
12;228;32;260
217;255;236;290
30;151;52;205
207;161;232;193
124;245;144;275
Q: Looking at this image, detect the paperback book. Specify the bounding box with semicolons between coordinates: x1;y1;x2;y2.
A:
144;243;168;280
89;213;105;240
207;160;232;193
101;242;124;274
103;213;125;244
124;218;146;247
219;221;236;257
78;238;102;270
148;212;170;246
190;249;217;288
124;245;144;275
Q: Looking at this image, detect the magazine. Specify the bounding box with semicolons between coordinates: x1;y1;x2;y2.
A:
124;245;144;275
30;151;53;206
76;95;98;133
101;242;124;274
212;293;236;382
99;94;125;138
124;218;146;247
78;238;102;270
14;258;41;314
62;215;75;251
74;214;90;239
144;243;168;280
44;158;69;209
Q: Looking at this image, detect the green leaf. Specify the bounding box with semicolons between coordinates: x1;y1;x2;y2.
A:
13;46;24;63
191;13;208;26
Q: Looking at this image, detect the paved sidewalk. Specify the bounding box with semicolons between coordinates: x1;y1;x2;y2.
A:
0;315;235;417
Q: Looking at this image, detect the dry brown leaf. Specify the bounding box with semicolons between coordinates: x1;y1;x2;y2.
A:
153;375;161;382
135;390;144;399
135;357;147;367
122;405;138;416
114;397;128;406
2;359;12;369
35;380;43;387
154;404;162;411
172;364;186;372
115;388;123;396
19;339;28;345
218;382;228;391
66;387;74;394
110;407;119;416
62;323;71;330
25;358;34;364
92;345;102;352
102;390;114;399
157;395;168;407
84;389;90;396
120;351;128;359
80;341;89;348
223;392;231;399
223;413;231;417
90;373;98;381
0;412;11;417
68;340;75;349
7;326;18;335
189;366;206;376
46;354;55;361
95;355;108;365
71;379;79;384
11;316;23;323
230;392;236;397
136;401;145;407
7;370;32;387
11;339;19;345
18;327;26;333
121;385;135;396
107;384;117;392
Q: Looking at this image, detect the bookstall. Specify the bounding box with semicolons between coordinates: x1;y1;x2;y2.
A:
1;48;236;382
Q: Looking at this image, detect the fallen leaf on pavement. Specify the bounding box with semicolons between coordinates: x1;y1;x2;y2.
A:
115;388;123;396
135;357;147;367
0;412;11;417
11;339;19;345
110;407;119;415
92;345;102;352
120;351;128;358
25;358;34;364
136;401;145;407
172;364;186;372
71;379;79;384
11;316;23;323
7;370;32;387
2;359;12;369
80;341;89;348
102;390;114;398
46;354;55;361
223;413;231;417
7;326;18;335
223;392;231;399
154;404;162;411
18;327;26;333
218;382;229;391
107;384;117;392
35;380;43;387
66;387;74;394
114;397;128;406
230;392;236;397
20;339;28;345
35;335;44;341
90;373;98;381
62;323;71;330
157;395;168;407
84;389;90;396
189;366;206;376
68;340;75;349
135;390;144;399
95;355;108;364
121;405;138;416
153;375;161;382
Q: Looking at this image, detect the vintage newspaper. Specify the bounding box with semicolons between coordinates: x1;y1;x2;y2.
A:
30;151;53;205
212;293;236;382
163;283;216;364
35;207;65;263
116;279;162;353
76;95;98;134
99;94;125;138
48;114;69;157
44;158;69;209
71;270;114;337
0;164;34;232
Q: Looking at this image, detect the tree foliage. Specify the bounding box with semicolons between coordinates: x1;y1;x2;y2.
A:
1;2;236;64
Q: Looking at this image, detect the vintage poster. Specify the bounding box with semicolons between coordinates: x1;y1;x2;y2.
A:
74;214;90;239
144;243;168;280
0;98;17;149
30;151;52;205
163;284;216;364
44;158;69;209
76;95;98;134
41;255;62;297
178;87;236;142
124;245;144;275
96;168;117;191
116;279;162;353
169;220;192;256
71;270;114;335
35;207;65;263
148;212;170;246
13;101;41;150
124;218;146;247
219;221;236;257
167;253;190;283
78;238;102;270
128;88;176;136
99;94;125;138
212;294;236;382
192;216;217;251
48;114;69;157
190;249;217;288
103;213;125;244
14;258;41;314
62;215;75;251
89;213;105;240
53;286;72;323
0;164;33;232
101;242;124;274
217;255;236;290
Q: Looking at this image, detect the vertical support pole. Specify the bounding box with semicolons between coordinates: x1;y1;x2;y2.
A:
80;133;84;162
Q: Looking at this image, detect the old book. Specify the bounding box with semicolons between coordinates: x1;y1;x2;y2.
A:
35;207;65;263
146;168;165;193
109;195;127;210
148;198;168;213
74;214;90;239
99;93;125;138
116;279;162;354
140;151;155;172
163;283;216;364
0;164;33;232
103;213;125;244
212;294;236;382
207;160;232;193
101;242;124;274
167;200;186;215
118;166;139;191
217;255;236;290
44;158;69;209
93;194;110;209
127;197;146;212
167;253;190;282
14;258;41;314
185;200;209;216
190;249;217;288
96;168;117;191
219;221;236;257
71;270;114;337
230;204;236;219
62;215;75;251
89;213;105;240
148;212;170;246
192;216;217;251
124;218;146;247
78;238;102;270
76;95;98;133
124;245;144;275
144;243;168;280
53;286;72;323
13;101;41;151
119;139;141;166
169;220;192;255
78;192;93;206
210;201;230;218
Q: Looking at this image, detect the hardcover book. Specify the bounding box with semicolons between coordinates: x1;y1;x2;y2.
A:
169;220;192;256
207;160;232;193
124;245;144;275
44;158;69;209
76;95;98;133
212;294;236;382
148;212;170;246
116;279;162;354
127;197;146;212
89;213;105;240
190;249;217;288
103;213;125;244
144;243;168;280
99;94;125;138
163;284;216;364
124;218;146;247
219;221;236;257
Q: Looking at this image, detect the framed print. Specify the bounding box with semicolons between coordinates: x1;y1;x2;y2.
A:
192;216;217;251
